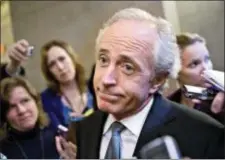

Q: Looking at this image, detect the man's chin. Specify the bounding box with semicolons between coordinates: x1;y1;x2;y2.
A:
98;104;119;113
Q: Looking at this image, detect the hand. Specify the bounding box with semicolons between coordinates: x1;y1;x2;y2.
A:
55;136;77;159
210;92;224;114
6;39;30;70
192;92;224;114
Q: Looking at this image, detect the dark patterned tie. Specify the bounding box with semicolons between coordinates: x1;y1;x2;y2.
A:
105;121;125;159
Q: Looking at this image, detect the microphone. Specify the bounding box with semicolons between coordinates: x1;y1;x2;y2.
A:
139;135;182;159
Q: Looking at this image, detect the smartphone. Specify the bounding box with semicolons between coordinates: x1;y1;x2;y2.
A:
27;46;34;56
57;124;68;137
182;85;217;101
139;135;182;159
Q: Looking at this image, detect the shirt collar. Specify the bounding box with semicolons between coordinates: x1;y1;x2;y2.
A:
103;96;154;137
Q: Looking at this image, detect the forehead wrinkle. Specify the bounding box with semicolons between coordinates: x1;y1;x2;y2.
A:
100;34;153;56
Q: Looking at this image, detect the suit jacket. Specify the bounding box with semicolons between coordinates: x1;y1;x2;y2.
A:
73;93;224;159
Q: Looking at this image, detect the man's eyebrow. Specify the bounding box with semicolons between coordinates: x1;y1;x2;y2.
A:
119;54;135;62
98;48;109;54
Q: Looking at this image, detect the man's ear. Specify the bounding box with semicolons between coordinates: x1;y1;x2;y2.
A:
149;72;169;94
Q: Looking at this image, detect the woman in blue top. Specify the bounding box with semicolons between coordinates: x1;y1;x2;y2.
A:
40;40;94;130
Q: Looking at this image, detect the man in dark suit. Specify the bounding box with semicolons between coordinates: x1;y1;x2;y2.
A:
56;8;224;159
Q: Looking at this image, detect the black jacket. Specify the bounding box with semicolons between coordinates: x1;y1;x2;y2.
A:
0;125;59;159
0;63;25;81
73;93;224;159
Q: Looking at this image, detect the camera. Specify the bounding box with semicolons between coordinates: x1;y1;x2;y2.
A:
27;46;34;56
181;85;218;101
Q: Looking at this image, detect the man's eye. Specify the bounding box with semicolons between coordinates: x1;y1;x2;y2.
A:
121;63;135;75
98;55;109;67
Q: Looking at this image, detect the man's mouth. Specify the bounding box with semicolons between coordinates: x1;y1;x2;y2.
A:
98;92;121;102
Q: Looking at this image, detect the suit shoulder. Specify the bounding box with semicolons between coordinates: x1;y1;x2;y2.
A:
169;100;224;129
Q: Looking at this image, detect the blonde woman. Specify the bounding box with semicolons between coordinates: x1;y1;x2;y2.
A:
168;33;224;123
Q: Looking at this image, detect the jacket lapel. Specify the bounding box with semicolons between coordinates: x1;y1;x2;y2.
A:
133;93;178;157
84;110;108;158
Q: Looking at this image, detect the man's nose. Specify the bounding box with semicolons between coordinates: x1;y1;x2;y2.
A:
102;66;117;86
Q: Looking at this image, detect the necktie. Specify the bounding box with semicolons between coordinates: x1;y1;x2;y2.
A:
105;121;125;159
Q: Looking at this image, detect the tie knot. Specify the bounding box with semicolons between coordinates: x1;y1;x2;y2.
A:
111;121;125;134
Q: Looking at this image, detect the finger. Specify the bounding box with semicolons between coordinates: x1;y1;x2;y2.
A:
60;138;75;159
192;99;201;104
68;142;77;158
56;137;71;159
203;82;212;88
9;51;21;62
68;142;77;151
14;44;28;55
60;152;69;160
55;136;64;154
10;50;28;62
60;136;70;149
18;39;29;48
11;50;28;62
211;92;224;113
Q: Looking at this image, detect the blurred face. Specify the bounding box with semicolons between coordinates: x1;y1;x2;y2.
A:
178;42;213;87
94;20;160;120
47;46;76;84
6;86;38;132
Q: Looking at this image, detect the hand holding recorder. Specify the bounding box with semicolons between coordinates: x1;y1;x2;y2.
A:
55;125;77;159
5;39;34;75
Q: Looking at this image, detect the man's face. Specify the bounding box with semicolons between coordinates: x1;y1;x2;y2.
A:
94;20;159;120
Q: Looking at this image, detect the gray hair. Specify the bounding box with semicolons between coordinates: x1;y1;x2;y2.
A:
95;8;181;79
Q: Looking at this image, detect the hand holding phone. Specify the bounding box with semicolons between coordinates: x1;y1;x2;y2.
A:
182;85;217;101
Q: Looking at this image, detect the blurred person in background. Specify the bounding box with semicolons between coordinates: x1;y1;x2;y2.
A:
0;39;29;81
0;77;60;159
40;40;94;130
168;33;224;124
